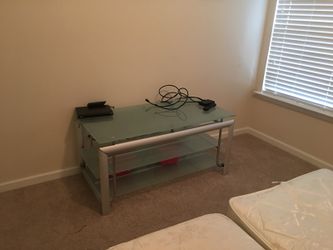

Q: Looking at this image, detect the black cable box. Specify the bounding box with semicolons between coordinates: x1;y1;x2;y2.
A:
75;101;113;119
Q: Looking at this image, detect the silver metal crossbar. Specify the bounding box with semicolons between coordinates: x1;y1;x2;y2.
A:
100;120;234;155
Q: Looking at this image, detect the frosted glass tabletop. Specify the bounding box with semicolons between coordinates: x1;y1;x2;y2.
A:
79;103;234;146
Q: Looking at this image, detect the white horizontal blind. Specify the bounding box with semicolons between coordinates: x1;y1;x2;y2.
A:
263;0;333;110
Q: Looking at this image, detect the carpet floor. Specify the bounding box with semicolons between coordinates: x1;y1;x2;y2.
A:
0;134;317;250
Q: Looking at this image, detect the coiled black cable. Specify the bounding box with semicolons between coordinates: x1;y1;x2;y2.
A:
145;84;215;111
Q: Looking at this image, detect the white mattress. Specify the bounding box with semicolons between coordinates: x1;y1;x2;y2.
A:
107;213;263;250
229;169;333;250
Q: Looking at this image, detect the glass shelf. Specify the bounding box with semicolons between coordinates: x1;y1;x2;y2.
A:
82;150;217;199
79;103;234;146
81;133;218;179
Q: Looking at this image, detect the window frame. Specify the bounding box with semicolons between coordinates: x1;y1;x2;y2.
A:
257;0;333;121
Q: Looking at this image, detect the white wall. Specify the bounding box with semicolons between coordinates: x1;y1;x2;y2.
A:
0;0;267;183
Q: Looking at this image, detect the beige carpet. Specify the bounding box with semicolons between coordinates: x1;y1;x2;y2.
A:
0;134;317;250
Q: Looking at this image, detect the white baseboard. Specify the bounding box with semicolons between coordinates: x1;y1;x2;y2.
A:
246;127;333;170
0;167;80;193
1;126;332;193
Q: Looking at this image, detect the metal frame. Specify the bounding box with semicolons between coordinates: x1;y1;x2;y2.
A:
98;119;234;215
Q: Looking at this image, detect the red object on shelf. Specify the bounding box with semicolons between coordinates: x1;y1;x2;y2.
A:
109;170;131;178
116;170;131;176
160;157;179;166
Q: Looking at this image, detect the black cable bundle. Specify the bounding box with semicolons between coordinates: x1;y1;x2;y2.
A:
145;84;216;111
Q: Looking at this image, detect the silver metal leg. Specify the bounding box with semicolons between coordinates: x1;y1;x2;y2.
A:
112;155;117;196
99;151;111;215
76;122;86;169
222;123;234;175
216;128;223;169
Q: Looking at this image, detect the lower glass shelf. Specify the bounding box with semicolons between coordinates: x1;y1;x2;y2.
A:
115;151;217;196
81;150;219;200
82;133;218;179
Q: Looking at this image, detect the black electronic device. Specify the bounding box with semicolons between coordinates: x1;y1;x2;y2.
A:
87;101;106;108
75;101;113;119
198;99;216;111
203;102;216;111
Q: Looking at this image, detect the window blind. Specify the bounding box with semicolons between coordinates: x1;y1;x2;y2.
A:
263;0;333;110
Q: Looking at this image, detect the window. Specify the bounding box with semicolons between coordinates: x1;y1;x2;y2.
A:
262;0;333;113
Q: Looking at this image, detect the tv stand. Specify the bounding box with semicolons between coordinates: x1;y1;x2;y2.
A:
77;103;234;215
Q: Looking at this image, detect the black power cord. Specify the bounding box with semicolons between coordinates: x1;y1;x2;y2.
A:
145;84;216;111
